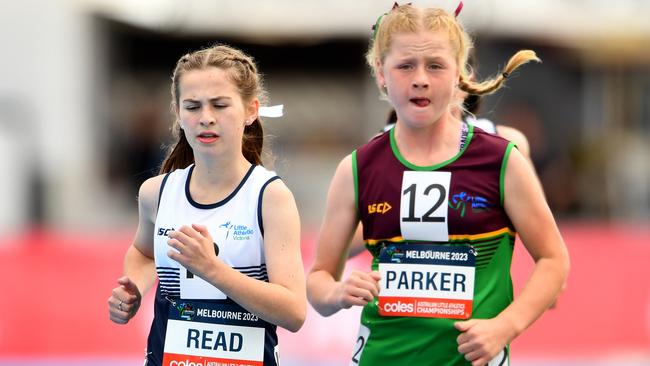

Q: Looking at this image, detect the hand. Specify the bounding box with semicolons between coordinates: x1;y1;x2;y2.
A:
455;317;517;366
167;224;219;278
108;276;142;324
333;270;381;310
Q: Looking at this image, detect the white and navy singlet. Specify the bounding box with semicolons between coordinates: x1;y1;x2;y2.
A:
145;164;281;366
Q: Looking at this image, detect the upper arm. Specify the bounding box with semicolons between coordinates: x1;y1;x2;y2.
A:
132;175;165;259
309;155;359;279
503;149;567;263
497;125;531;162
261;179;305;293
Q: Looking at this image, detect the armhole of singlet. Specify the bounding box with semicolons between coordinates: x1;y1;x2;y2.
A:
156;172;171;213
257;176;281;237
351;150;359;219
500;142;516;206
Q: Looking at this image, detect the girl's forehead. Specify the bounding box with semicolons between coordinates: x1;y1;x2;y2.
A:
388;30;453;56
179;67;238;95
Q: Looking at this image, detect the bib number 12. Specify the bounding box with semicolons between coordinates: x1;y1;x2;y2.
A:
400;171;451;241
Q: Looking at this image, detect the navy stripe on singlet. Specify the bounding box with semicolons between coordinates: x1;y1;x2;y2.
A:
235;264;269;282
185;164;256;209
257;176;281;237
156;266;180;297
157;172;171;211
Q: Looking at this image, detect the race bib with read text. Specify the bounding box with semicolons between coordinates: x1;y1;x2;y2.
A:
163;300;266;366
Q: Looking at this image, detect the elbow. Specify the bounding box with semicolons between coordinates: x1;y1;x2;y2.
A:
284;305;306;333
560;247;571;281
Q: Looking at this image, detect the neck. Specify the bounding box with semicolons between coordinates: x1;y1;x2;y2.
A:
394;113;463;166
189;154;253;204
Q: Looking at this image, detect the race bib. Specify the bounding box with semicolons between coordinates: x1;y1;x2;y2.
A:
378;244;475;319
163;299;266;366
400;171;451;241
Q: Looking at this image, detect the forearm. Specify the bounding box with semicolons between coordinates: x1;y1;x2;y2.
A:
497;255;569;337
306;270;342;317
203;262;305;332
123;245;156;296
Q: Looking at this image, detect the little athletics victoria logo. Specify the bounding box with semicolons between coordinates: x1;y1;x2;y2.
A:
220;221;254;241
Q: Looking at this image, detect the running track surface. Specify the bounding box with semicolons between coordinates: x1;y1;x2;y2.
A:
0;221;648;364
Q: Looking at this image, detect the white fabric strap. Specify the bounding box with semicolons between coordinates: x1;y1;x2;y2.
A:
259;104;284;118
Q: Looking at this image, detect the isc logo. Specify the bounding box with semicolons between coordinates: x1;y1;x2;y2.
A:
368;202;392;214
157;227;174;236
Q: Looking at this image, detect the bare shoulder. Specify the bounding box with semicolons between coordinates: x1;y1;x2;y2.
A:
497;125;531;159
333;154;354;182
262;178;295;205
138;174;167;222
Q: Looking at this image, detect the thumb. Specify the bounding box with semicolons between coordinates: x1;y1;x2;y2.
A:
118;276;140;296
454;319;476;332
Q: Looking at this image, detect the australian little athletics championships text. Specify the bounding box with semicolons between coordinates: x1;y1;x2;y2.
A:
417;301;466;315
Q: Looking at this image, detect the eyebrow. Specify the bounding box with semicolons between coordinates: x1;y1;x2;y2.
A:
182;96;232;103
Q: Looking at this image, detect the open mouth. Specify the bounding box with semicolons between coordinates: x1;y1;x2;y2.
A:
197;132;219;143
410;98;431;107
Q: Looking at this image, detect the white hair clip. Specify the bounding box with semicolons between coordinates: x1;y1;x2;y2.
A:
259;104;284;118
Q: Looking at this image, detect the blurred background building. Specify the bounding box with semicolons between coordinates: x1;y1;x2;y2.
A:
1;0;649;365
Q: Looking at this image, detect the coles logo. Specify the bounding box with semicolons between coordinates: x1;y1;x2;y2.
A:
382;300;413;313
169;360;203;366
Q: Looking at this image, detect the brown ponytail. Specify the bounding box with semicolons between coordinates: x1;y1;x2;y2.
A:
159;127;194;174
242;118;264;165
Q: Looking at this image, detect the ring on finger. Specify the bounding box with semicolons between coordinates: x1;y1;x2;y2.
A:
119;300;123;311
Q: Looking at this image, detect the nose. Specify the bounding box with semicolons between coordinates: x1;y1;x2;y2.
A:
412;66;429;89
199;108;216;126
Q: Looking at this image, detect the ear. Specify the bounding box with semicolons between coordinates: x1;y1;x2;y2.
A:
245;98;260;125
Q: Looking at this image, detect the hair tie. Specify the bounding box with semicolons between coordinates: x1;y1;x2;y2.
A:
371;2;413;40
454;1;464;17
502;72;510;79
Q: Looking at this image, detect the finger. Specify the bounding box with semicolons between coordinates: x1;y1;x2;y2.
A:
369;270;381;281
117;277;140;297
191;223;212;241
456;331;471;345
347;276;378;296
169;229;192;245
463;349;481;362
167;238;185;252
343;295;372;307
471;357;488;366
167;249;183;263
177;225;201;240
454;319;475;332
111;287;130;303
346;286;375;302
110;314;128;324
457;340;475;354
352;277;380;298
